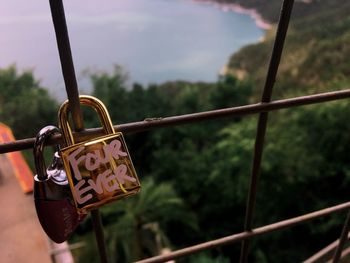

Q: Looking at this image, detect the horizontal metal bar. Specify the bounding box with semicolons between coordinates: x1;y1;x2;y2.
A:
338;247;350;261
304;233;350;263
135;201;350;263
1;89;350;154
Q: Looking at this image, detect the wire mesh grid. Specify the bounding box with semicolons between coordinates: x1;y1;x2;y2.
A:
0;0;349;262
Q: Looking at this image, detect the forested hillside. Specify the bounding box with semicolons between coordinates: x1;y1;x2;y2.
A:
1;0;349;262
227;0;350;99
219;0;348;23
73;65;350;262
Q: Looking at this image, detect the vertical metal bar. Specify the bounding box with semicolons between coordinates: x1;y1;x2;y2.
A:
91;210;109;263
261;0;295;103
49;0;84;131
332;210;350;263
239;1;295;262
48;1;109;262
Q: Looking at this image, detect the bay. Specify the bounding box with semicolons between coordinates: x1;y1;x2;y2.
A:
0;0;264;100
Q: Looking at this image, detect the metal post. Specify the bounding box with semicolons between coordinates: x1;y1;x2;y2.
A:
239;1;295;262
91;210;109;263
332;210;350;262
49;0;84;131
48;1;109;262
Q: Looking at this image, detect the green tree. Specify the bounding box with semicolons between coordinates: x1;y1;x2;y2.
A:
83;59;350;262
90;66;130;124
0;66;58;139
76;178;197;263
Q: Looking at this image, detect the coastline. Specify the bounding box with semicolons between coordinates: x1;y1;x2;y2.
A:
192;0;272;30
192;0;272;79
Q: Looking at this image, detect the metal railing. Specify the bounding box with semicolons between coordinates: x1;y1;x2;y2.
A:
0;0;349;262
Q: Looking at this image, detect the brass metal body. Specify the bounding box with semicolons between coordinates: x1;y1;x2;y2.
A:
58;95;140;213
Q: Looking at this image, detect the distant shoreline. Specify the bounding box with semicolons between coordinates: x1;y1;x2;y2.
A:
192;0;272;30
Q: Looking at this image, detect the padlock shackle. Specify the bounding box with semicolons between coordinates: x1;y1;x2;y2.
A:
34;126;61;181
58;95;115;146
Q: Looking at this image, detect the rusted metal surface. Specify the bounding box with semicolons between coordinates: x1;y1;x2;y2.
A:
240;1;295;261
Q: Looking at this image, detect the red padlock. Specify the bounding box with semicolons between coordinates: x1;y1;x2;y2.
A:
33;125;85;243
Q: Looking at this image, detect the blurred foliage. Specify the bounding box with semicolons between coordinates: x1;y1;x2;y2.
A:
227;0;350;100
75;178;196;262
0;66;58;139
188;252;230;263
72;62;349;262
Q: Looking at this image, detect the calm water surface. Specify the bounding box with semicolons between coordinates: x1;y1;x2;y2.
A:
0;0;263;100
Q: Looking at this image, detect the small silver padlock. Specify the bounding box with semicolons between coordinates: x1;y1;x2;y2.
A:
33;125;84;243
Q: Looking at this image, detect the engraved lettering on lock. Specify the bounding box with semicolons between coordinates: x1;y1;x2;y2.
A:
62;207;73;236
109;140;128;159
98;169;120;192
113;164;136;184
68;147;85;180
68;139;128;180
73;164;136;205
74;180;93;204
87;169;112;194
85;152;100;171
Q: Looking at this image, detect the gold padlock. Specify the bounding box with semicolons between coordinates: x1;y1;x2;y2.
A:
58;95;140;213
